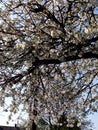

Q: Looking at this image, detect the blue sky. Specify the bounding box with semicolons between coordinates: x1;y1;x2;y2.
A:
88;113;98;130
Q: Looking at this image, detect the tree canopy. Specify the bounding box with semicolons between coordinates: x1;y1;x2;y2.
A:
0;0;98;128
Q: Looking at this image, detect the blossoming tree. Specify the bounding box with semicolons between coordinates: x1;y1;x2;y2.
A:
0;0;98;129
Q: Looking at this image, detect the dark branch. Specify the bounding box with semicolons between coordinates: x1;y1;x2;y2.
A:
1;51;98;85
65;52;98;61
28;3;65;28
15;124;20;130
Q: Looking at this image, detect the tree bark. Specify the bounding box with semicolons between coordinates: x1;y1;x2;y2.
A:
31;120;37;130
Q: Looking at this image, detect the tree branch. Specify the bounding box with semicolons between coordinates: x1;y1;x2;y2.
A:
1;51;98;85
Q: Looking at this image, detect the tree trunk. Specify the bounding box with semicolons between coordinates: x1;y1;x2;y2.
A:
31;120;37;130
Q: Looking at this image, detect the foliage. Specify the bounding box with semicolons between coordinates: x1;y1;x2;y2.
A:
0;0;98;128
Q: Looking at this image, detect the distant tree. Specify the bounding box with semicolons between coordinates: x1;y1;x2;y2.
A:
38;113;93;130
0;0;98;129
